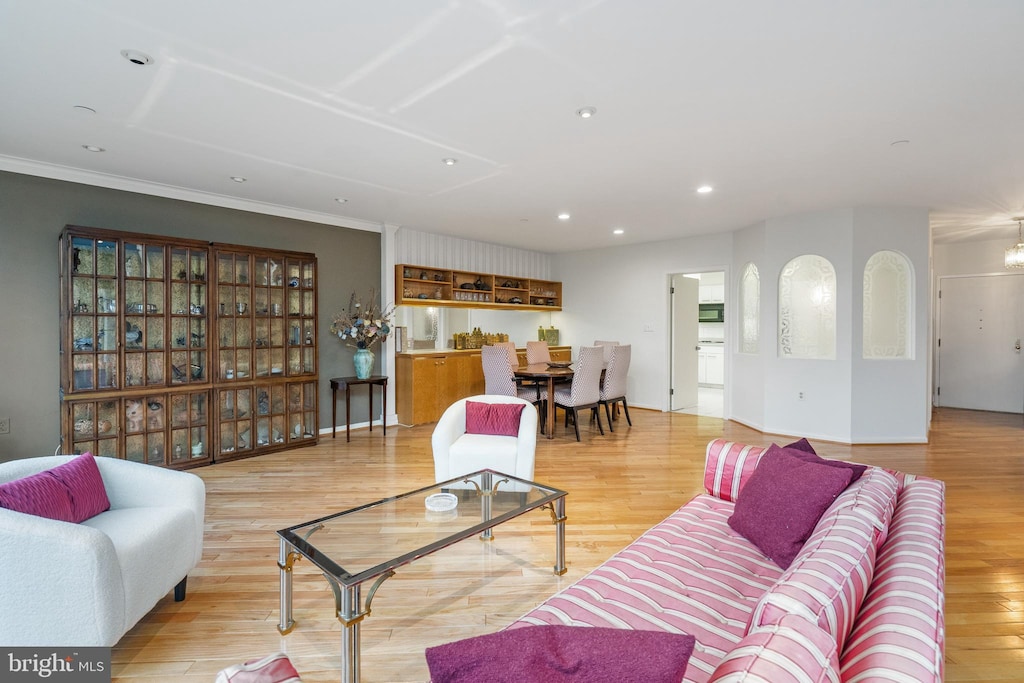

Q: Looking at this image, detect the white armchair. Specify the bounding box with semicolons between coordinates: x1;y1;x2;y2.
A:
431;395;538;486
0;456;205;646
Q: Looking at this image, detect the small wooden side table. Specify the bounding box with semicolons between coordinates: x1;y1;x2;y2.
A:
330;376;388;442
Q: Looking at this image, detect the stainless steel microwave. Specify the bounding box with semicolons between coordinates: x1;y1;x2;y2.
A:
698;303;724;323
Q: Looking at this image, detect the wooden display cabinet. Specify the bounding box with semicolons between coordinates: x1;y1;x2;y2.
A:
60;226;319;468
396;265;561;311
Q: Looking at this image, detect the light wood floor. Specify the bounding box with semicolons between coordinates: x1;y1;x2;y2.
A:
112;407;1024;682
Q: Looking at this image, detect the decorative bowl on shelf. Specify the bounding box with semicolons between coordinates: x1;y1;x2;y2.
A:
425;492;458;512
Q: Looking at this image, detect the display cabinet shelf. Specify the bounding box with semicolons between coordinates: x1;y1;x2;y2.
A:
60;226;319;469
396;265;561;310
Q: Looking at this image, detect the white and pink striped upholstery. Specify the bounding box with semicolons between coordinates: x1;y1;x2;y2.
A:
500;439;944;683
839;477;946;681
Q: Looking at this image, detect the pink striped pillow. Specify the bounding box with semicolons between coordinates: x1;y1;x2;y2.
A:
465;401;525;437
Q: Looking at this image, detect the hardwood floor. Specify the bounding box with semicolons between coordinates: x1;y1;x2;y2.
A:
112;407;1024;682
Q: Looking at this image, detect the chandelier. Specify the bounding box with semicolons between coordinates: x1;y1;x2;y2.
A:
1005;217;1024;269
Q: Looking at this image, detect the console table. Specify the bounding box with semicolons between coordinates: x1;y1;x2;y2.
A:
330;376;388;442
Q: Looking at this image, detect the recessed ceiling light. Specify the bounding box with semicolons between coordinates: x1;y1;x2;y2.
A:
73;105;96;114
576;106;597;119
230;176;247;183
334;197;348;204
442;158;457;166
558;213;571;220
613;228;624;235
697;185;714;194
81;145;105;152
120;49;154;66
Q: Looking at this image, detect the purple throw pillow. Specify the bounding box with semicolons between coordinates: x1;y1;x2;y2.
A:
0;468;76;522
783;439;868;483
0;453;109;523
465;401;525;437
49;453;111;522
729;446;854;569
426;625;696;683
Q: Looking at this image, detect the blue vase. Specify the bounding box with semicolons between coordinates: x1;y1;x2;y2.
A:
353;348;374;379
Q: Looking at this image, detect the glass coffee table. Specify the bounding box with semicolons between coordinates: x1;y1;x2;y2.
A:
277;469;568;683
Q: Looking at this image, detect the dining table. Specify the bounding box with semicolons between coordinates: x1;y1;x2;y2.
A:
514;363;575;439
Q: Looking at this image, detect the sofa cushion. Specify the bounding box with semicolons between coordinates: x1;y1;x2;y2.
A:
704;440;768;503
747;467;900;653
784;439;868;483
510;494;783;680
0;453;109;523
709;613;841;682
427;625;695;683
465;401;524;436
0;468;76;521
728;447;854;569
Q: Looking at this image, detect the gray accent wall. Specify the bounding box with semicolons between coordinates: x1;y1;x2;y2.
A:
0;170;382;463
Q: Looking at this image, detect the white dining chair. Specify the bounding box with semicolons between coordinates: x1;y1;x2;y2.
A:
540;345;605;441
599;344;632;430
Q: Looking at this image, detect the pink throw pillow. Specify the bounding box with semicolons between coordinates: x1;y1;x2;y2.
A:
0;468;76;522
784;438;868;483
426;625;695;683
50;453;111;522
465;401;525;437
729;445;854;569
0;453;110;523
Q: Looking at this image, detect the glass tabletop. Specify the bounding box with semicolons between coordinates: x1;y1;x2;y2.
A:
277;470;566;586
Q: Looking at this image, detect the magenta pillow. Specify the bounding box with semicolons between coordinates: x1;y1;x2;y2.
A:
50;453;111;521
729;446;854;569
0;453;109;523
783;438;868;483
426;625;695;683
465;401;525;437
0;468;76;522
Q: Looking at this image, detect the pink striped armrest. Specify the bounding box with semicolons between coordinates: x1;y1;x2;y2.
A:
703;440;768;502
839;477;946;682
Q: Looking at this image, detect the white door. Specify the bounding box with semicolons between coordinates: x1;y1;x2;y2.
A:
937;274;1024;412
671;275;699;410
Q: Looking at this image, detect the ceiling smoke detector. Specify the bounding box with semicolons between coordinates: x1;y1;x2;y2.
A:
120;49;154;66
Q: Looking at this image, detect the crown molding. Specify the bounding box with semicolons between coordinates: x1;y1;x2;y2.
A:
0;155;384;234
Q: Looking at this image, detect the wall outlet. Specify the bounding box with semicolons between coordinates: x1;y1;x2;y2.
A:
643;323;655;332
798;391;805;400
0;417;9;435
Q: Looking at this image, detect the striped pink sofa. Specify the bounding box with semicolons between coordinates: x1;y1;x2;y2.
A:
509;439;945;682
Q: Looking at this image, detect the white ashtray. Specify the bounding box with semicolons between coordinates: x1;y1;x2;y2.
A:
425;493;458;512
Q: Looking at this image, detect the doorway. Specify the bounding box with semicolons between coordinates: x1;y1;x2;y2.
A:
936;273;1024;412
670;271;725;417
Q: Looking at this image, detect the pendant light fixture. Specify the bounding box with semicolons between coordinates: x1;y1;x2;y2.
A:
1005;217;1024;269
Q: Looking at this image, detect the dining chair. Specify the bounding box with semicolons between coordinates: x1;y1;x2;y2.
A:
541;345;605;441
599;343;632;431
491;340;519;368
594;339;619;364
481;345;544;413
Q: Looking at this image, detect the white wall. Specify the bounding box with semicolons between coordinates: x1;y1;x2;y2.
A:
552;232;733;411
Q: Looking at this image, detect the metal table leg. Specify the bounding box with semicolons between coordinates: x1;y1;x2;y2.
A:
277;538;298;635
324;571;395;683
550;496;568;575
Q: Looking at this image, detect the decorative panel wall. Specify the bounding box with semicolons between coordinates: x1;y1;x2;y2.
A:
739;262;760;354
779;255;836;359
863;250;912;359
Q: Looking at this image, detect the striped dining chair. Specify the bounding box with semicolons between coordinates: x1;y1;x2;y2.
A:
481;345;543;409
599;344;632;430
540;345;605;441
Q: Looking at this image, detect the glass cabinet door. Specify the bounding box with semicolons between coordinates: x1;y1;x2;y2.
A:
254;383;287;447
217;252;253;381
68;399;120;457
124;395;168;466
253;256;286;379
169;247;209;385
287;381;317;442
124;241;168;387
169;391;210;464
217;386;254;457
286;258;316;376
68;235;119;391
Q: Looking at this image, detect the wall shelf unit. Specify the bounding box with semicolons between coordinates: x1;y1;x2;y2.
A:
59;225;318;468
396;265;561;311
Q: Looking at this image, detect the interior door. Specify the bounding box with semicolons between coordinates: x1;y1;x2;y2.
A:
937;274;1024;412
671;275;699;410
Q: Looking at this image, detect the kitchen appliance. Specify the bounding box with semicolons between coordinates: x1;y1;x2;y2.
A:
698;303;725;323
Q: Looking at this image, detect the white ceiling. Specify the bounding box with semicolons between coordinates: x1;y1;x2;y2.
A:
2;1;1024;253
